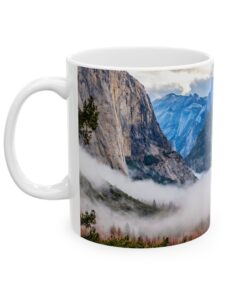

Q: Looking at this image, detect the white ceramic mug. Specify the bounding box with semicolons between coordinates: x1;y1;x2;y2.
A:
5;47;213;248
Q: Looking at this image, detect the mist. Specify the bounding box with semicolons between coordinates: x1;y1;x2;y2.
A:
80;148;210;238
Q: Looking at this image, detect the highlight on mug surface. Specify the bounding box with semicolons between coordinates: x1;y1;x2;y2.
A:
78;63;213;248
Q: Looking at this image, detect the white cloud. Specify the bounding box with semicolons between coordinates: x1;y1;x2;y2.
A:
129;64;213;99
80;148;210;238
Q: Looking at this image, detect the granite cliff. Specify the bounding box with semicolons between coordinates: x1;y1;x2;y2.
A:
78;68;196;185
152;93;209;158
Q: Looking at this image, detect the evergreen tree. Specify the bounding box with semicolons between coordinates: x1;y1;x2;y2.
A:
80;210;96;228
79;96;99;145
80;210;99;242
152;199;157;210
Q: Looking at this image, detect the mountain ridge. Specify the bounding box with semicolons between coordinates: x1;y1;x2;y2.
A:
152;92;212;158
78;68;196;185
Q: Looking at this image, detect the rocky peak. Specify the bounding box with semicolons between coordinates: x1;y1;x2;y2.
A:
78;67;196;185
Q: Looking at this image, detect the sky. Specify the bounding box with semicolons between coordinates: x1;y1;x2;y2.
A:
129;64;213;100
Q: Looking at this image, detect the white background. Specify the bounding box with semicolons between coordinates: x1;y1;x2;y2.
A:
0;0;246;295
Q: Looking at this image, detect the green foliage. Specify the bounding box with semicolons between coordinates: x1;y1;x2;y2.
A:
160;237;169;247
81;207;209;248
80;210;96;228
85;227;100;242
143;155;160;166
79;96;99;145
101;235;169;248
80;209;170;248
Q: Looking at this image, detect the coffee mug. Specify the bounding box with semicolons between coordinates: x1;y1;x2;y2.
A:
4;47;213;248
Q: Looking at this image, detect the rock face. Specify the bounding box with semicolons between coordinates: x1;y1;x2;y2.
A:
152;93;211;158
80;175;160;216
185;110;212;173
78;67;196;185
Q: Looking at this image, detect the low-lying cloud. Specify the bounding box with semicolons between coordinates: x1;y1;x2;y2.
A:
80;148;211;238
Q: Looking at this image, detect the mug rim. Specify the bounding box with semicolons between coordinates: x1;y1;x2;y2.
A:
67;46;213;71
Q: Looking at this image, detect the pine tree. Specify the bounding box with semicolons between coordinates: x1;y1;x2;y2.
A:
80;210;96;228
152;199;157;210
79;96;99;145
80;210;99;242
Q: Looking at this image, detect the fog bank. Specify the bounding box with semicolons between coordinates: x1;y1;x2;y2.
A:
80;148;210;237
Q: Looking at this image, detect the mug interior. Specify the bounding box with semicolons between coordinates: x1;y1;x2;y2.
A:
68;47;212;70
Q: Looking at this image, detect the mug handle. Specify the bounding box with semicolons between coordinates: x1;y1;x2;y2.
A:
4;78;70;200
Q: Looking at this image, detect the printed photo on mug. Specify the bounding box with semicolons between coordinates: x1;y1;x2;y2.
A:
5;48;213;248
77;57;213;248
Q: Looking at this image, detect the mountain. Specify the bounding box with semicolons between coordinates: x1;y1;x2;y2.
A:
185;110;212;173
80;175;169;217
78;68;196;185
80;175;177;217
152;93;211;158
